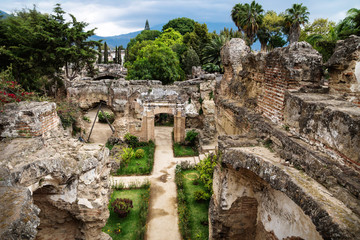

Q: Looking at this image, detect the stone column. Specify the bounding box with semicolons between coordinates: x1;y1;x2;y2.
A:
174;110;185;143
146;110;155;141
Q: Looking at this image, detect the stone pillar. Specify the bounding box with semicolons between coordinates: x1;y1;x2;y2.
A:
146;111;155;141
174;110;185;143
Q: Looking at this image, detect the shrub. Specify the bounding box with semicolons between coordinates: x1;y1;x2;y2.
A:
56;101;81;129
185;129;199;146
98;111;115;124
196;154;218;193
194;190;210;202
110;198;133;218
134;149;145;159
124;132;139;148
121;147;134;166
83;116;91;122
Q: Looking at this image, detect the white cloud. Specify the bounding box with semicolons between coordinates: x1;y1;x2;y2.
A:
1;0;360;36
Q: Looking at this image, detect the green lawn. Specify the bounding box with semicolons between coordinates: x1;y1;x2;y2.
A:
173;142;198;157
103;188;149;240
177;169;209;239
116;143;155;175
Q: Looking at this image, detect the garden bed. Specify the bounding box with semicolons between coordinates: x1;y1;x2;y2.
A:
175;167;210;239
115;142;155;176
103;184;150;240
173;142;198;157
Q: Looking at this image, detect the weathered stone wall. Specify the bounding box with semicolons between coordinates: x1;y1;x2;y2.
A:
212;38;360;239
326;35;360;106
0;102;61;138
67;79;217;143
210;136;360;239
0;102;111;240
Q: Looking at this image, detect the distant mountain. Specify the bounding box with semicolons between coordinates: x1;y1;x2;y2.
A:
0;10;10;19
89;21;261;50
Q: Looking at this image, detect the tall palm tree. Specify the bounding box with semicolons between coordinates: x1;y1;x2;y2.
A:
231;1;264;46
285;3;309;44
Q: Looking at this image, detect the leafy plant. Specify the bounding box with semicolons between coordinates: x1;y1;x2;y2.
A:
196;154;218;193
83;116;91;122
194;190;210;202
209;90;214;100
98;111;115;124
110;198;133;218
134;149;145;159
124;133;139;148
56;101;81;129
121;148;134;166
185;129;199;147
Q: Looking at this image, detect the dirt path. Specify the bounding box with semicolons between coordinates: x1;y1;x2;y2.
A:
83;107;113;144
145;127;181;240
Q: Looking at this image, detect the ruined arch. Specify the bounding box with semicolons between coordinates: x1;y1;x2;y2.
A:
140;102;186;142
93;72;123;80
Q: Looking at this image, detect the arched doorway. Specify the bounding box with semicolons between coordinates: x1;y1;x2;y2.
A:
140;102;186;142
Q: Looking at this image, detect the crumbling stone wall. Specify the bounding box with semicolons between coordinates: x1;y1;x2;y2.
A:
326;35;360;106
0;102;111;240
0;102;60;138
212;39;360;239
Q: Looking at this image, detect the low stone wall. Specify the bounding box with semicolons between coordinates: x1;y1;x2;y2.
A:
0;102;61;138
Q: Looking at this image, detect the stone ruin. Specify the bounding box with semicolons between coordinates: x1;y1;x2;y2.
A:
210;37;360;239
0;102;111;240
0;35;359;240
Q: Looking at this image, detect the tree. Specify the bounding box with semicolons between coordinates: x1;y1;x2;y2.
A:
183;22;211;63
285;3;310;44
144;19;150;30
125;30;161;63
202;35;228;68
162;17;195;35
337;8;360;38
0;4;99;90
154;28;183;47
257;11;285;51
231;1;264;46
98;45;102;64
126;42;184;84
104;42;108;63
182;47;200;75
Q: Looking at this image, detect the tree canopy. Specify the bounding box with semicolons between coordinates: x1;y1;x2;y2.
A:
0;4;100;91
162;17;195;35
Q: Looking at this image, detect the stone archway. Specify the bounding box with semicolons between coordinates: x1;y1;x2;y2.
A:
141;102;186;142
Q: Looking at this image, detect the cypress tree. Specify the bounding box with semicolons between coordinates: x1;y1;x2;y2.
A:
104;42;108;64
145;19;150;30
119;48;122;65
114;46;118;64
98;45;102;64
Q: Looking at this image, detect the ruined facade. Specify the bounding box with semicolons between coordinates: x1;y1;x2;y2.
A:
67;79;217;144
211;38;360;239
0;102;111;240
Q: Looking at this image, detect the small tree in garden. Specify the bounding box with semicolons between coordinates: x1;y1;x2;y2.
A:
110;198;133;218
196;154;218;193
185;129;199;146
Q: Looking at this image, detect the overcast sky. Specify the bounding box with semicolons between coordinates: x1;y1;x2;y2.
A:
1;0;359;36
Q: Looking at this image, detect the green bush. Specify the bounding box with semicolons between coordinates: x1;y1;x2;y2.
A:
56;101;81;129
98;111;115;124
196;154;218;193
110;198;133;218
121;148;134;166
194;190;210;202
185;129;199;146
124;133;139;148
134;149;145;159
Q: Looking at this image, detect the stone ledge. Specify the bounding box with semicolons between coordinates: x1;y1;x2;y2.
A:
222;146;360;239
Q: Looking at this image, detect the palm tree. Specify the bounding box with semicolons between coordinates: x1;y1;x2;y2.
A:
202;35;229;67
231;1;264;46
337;8;360;38
285;3;310;44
